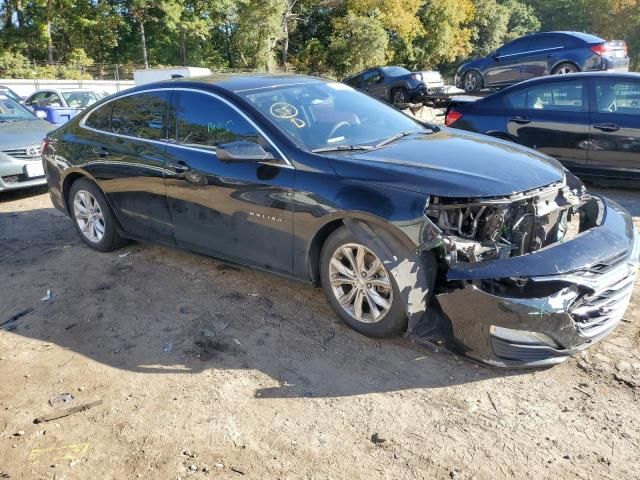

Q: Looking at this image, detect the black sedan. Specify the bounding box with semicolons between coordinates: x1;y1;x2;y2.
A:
344;66;444;104
446;72;640;186
456;31;629;93
42;74;639;367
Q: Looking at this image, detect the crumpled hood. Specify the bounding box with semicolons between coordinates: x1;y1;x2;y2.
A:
0;119;54;150
328;129;566;198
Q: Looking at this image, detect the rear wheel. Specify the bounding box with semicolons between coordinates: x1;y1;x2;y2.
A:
552;62;579;75
320;227;407;338
69;178;127;252
463;70;483;93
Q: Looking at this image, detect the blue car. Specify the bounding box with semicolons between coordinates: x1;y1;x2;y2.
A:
455;31;629;93
446;72;640;186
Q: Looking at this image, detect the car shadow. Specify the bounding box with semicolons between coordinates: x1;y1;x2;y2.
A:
0;206;526;399
0;185;49;202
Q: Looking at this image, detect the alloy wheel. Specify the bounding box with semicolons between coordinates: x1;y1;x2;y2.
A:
555;66;574;75
464;72;477;92
329;243;393;323
73;189;106;243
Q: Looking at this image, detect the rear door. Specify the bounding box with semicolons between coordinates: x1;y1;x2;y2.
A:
504;78;590;171
78;90;175;242
519;34;565;80
163;89;295;274
587;77;640;181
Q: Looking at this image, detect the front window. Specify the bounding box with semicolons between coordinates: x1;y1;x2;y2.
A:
237;82;426;152
0;95;37;122
62;91;104;108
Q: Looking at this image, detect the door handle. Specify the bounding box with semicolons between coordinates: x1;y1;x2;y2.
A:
166;160;190;173
92;147;110;158
510;116;531;124
593;123;619;132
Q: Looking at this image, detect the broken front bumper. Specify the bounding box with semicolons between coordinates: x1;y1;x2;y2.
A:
434;196;639;367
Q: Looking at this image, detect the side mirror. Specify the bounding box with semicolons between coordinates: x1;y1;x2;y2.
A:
492;52;500;61
216;141;273;162
35;110;47;119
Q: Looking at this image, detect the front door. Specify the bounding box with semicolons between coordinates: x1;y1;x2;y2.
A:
485;38;529;86
587;77;640;181
163;89;295;274
504;78;590;172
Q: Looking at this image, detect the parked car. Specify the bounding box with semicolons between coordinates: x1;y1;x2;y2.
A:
0;85;24;104
0;94;54;193
344;66;444;104
455;31;629;93
445;72;640;186
43;75;639;367
25;89;110;125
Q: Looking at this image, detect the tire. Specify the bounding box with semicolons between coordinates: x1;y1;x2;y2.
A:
552;62;579;75
463;70;483;93
392;88;408;105
68;177;127;252
320;226;408;338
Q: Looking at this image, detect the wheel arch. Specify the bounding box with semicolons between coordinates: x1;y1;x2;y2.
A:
306;212;417;285
551;60;580;74
62;169;96;214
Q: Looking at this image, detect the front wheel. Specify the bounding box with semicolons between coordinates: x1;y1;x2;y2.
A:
320;227;407;338
69;178;127;252
392;88;408;105
463;71;483;93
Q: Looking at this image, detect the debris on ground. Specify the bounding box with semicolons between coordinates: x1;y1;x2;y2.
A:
34;400;103;424
370;433;386;445
40;290;52;302
48;393;75;408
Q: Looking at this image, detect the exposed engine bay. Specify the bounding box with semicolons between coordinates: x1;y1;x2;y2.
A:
423;180;593;264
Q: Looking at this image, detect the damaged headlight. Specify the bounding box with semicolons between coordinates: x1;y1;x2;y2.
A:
422;181;590;264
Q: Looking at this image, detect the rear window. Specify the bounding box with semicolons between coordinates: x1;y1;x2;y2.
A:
84;102;112;131
110;91;170;140
505;80;585;111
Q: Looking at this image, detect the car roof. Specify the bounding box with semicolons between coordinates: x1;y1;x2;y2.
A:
515;31;604;43
483;72;640;100
144;73;328;94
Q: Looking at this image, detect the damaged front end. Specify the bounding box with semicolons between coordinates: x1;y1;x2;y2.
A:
417;179;640;367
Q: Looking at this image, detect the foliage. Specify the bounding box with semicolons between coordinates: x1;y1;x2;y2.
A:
328;13;388;78
0;0;638;79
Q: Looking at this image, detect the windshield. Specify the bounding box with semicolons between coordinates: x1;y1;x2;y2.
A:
62;91;105;108
238;82;425;152
0;87;22;103
0;95;36;122
381;66;411;77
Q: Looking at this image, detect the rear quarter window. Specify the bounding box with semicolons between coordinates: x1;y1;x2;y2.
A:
84;102;112;131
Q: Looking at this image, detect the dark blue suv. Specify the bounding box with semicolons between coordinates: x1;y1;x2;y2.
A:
456;31;629;93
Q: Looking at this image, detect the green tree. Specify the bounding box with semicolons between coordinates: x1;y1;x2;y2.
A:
328;12;388;78
413;0;475;68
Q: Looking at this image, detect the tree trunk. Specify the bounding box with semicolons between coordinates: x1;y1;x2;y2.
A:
16;0;24;29
46;0;53;64
4;0;13;30
179;25;186;66
139;20;149;69
281;20;289;66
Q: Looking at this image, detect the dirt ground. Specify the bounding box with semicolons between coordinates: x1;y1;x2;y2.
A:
0;184;639;480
